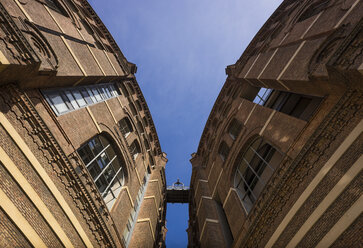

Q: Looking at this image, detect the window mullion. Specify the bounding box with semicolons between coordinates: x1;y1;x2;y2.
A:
249;146;275;171
85;144;111;168
94;155;117;182
242;157;264;186
237;168;257;201
102;167;123;197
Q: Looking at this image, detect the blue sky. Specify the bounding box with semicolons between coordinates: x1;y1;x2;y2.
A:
89;0;282;246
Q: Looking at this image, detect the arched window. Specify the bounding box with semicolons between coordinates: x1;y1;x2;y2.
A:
120;83;129;97
137;121;144;134
129;102;137;116
228;119;243;140
129;140;141;159
142;117;148;127
211;118;218;128
218;141;230;162
222;104;231;117
127;82;136;95
135;100;143;111
143;134;150;150
148;151;155;168
297;0;329;23
77;134;126;209
218;101;226;112
234;137;283;213
119;117;133;137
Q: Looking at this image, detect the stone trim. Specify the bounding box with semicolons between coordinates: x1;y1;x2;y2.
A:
0;111;93;247
144;195;159;215
0;146;74;248
13;0;33;21
122;186;134;208
223;188;237;208
266;119;363;248
60;36;87;76
316;194;363;248
86;44;106;76
207;162;215;180
43;4;64;32
86;106;101;133
104;101;117;124
244;53;261;78
212;168;224;198
149;179;162;198
135;166;142;186
137;218;155;241
286;154;363;247
199;218;219;241
196;196;213;216
0;188;46;247
240;89;362;248
103;50;119;76
194;179;209;198
301;12;323;39
259;110;276;135
0;85;116;246
334;0;361;28
244;103;257;125
258;48;279;79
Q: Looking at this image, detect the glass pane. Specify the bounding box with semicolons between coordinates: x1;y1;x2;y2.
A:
89;161;101;179
97;152;110;169
86;89;97;103
105;145;116;161
72;90;87;107
253;88;272;105
96;175;108;192
92;88;102;102
104;87;112;98
81;89;93;104
88;137;103;156
78;145;93;165
98;87;107;99
103;166;116;184
110;85;118;96
48;93;69;114
64;90;79;109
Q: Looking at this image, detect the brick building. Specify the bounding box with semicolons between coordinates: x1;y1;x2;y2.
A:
0;0;167;247
188;0;363;247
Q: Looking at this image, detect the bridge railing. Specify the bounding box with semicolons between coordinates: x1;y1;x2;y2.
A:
167;185;190;190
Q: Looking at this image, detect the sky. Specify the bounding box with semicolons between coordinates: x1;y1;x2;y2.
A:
89;0;282;246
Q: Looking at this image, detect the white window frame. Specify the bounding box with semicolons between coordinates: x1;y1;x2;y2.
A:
42;83;120;116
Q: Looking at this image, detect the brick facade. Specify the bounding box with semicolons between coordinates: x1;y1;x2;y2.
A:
0;0;167;247
188;1;363;247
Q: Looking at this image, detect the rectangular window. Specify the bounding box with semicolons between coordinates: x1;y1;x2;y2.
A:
46;92;70;114
92;88;103;102
72;90;87;107
253;88;322;121
122;172;150;246
42;83;120;116
64;90;79;109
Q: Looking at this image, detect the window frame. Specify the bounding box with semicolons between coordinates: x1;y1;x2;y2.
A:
119;117;134;137
253;88;322;121
129;139;141;160
42;83;120;116
218;141;230;162
228;119;243;140
77;134;126;209
234;137;283;214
